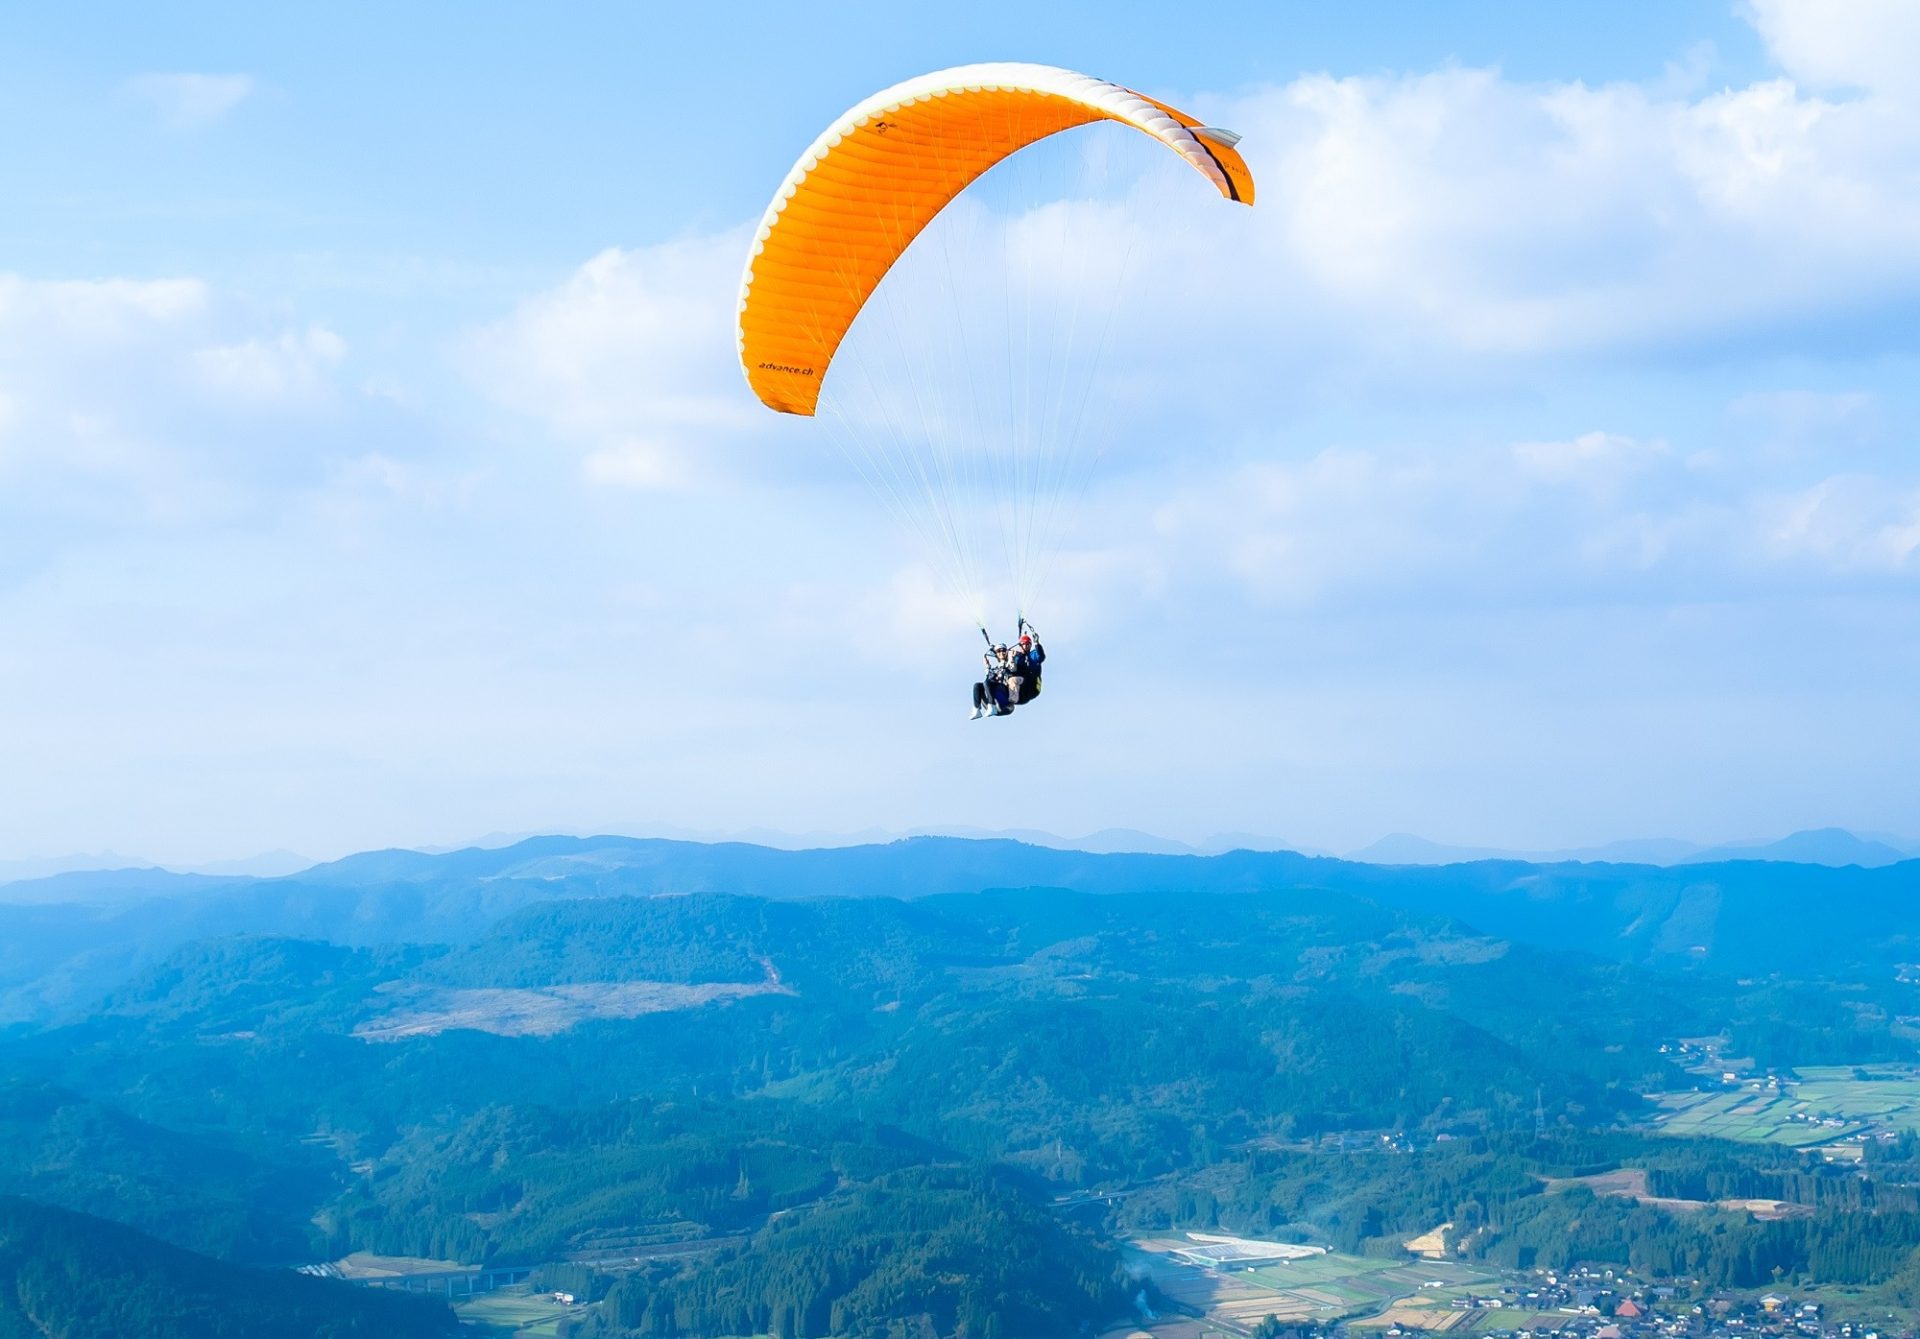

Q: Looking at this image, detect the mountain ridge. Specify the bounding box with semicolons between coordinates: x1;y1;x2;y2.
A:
0;832;1916;1029
11;823;1909;890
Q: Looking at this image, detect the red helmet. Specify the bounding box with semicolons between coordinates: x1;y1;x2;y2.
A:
1019;634;1032;645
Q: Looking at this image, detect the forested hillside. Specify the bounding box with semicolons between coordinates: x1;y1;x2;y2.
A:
0;840;1917;1336
591;1169;1127;1339
0;1196;453;1338
0;1082;329;1261
5;836;1917;1023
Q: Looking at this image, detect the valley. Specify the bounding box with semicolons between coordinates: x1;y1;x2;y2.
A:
0;837;1917;1337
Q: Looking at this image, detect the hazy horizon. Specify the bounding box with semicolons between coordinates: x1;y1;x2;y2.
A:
7;818;1917;880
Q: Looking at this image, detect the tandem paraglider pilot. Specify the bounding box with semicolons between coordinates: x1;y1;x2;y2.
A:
970;620;1045;720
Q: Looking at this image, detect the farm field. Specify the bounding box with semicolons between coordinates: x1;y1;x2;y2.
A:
1129;1237;1501;1333
1653;1066;1920;1145
1352;1302;1484;1332
452;1288;582;1337
1545;1167;1812;1220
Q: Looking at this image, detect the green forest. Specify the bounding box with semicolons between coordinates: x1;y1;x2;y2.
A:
589;1169;1127;1339
0;840;1917;1336
0;1196;453;1339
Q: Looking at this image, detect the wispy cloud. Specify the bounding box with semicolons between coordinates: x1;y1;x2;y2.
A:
1146;426;1920;617
0;273;350;542
122;72;255;131
458;239;764;490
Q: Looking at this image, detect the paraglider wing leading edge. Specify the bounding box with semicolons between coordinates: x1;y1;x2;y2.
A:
736;62;1255;417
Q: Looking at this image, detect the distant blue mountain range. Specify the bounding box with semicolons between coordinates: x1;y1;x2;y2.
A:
0;830;1916;1025
1346;825;1916;869
10;823;1910;889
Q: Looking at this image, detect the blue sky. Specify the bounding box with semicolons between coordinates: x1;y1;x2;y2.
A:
3;2;1918;864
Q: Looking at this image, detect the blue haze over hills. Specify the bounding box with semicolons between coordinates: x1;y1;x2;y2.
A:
5;825;1910;890
1;830;1916;1023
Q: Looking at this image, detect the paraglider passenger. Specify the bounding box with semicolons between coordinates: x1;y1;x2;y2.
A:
970;645;1012;720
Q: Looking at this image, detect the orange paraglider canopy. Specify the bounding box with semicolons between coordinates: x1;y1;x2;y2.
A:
737;62;1254;417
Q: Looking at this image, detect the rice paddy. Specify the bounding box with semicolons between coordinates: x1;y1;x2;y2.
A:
1652;1066;1920;1145
451;1288;583;1337
1128;1236;1501;1333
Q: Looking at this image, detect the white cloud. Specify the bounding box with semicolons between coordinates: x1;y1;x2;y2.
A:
0;274;353;535
122;73;255;131
192;325;346;407
1657;40;1723;99
1192;61;1920;370
1758;475;1920;570
1745;0;1920;97
1145;422;1920;615
459;239;764;489
0;274;207;338
1513;431;1668;495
